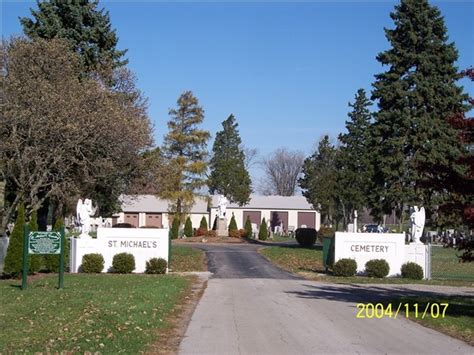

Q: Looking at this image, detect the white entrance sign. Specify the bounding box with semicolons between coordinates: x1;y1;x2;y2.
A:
70;227;169;273
334;232;406;277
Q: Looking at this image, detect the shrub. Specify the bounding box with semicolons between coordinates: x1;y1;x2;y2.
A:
195;227;208;237
401;262;424;280
244;217;253;238
171;217;180;239
112;223;135;228
145;257;167;274
199;216;208;231
258;218;268;240
365;259;390;278
184;217;193;238
317;226;335;243
81;253;104;273
238;229;248;238
228;215;238;232
333;258;357;277
229;229;240;238
207;230;217;238
4;204;26;277
112;252;135;273
295;228;317;248
212;216;217;230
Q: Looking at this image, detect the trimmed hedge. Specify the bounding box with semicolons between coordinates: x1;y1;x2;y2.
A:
295;228;317;248
4;204;26;277
81;253;105;273
244;217;253;238
184;217;193;238
199;216;208;231
228;215;238;232
112;253;135;273
258;218;268;240
171;218;180;239
365;259;390;278
145;258;167;274
333;258;357;277
401;262;424;280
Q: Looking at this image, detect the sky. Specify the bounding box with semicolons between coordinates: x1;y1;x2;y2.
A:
2;0;473;183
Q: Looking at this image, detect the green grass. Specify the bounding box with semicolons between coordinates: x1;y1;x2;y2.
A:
171;245;206;272
0;274;191;353
268;234;296;243
431;247;474;281
383;295;473;345
259;245;324;273
260;245;474;286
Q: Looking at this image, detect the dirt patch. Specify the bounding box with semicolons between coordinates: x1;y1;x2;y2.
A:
144;274;209;354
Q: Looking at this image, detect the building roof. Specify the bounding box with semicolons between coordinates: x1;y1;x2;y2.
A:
210;194;314;210
120;195;208;213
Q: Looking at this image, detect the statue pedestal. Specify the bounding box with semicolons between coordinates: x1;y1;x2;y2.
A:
217;218;228;237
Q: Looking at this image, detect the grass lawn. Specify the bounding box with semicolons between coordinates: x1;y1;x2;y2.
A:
171;245;206;272
431;247;474;281
0;274;192;353
383;295;473;345
259;245;474;287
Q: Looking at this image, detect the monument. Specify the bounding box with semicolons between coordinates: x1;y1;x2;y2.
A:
409;206;425;244
216;194;229;237
76;198;96;238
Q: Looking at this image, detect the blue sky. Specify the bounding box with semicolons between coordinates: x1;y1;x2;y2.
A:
2;1;473;173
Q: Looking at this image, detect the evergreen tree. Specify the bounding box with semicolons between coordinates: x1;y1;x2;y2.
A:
170;217;180;240
20;0;127;72
208;115;251;205
44;218;65;273
336;89;373;226
184;217;193;238
3;204;26;277
258;218;268;241
299;136;339;225
244;216;253;238
199;216;208;231
370;0;469;223
28;210;42;273
161;91;210;220
228;215;238;232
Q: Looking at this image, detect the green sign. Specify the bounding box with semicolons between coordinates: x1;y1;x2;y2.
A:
22;225;65;290
29;232;61;255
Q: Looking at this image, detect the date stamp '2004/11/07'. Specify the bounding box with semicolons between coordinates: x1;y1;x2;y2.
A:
356;303;449;319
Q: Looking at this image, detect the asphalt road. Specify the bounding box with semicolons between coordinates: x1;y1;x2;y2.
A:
179;244;473;355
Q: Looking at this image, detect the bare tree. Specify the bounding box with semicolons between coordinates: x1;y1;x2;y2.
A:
242;146;259;170
259;148;305;196
0;38;152;229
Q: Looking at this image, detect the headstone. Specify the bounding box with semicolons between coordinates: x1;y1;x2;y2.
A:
217;217;228;237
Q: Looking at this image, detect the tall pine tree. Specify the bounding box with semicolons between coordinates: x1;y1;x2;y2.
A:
299;136;339;226
20;0;127;72
161;91;210;219
337;89;373;226
208;115;251;205
370;0;469;223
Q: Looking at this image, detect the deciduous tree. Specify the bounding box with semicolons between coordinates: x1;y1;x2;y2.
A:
260;148;305;196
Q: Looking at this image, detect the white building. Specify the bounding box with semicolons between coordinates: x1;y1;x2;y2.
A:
111;194;320;232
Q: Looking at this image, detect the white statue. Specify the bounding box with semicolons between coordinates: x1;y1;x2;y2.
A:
410;206;425;244
217;195;228;218
76;198;96;237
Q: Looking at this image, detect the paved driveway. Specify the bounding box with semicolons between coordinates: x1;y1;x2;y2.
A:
179;244;473;355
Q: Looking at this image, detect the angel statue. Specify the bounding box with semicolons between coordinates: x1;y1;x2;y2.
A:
217;195;228;218
410;206;425;244
76;198;97;237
